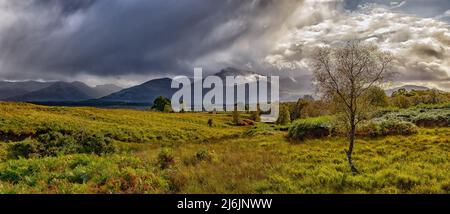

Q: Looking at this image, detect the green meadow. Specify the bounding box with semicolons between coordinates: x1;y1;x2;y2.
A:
0;102;448;193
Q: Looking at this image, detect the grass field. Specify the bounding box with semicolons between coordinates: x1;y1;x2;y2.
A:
0;102;449;193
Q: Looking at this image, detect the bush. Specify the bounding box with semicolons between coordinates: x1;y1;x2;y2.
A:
8;140;40;159
8;131;115;159
158;148;175;169
78;133;116;155
356;119;418;137
413;110;450;127
373;108;450;127
194;149;214;162
390;96;412;109
207;119;213;127
182;149;217;166
250;111;261;122
276;106;291;125
152;96;171;112
389;89;450;108
365;86;389;107
163;105;173;113
299;100;331;118
288;117;332;140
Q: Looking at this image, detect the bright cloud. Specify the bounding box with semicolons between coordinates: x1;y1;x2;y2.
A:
265;4;450;90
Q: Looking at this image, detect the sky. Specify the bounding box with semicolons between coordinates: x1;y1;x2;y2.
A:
0;0;449;90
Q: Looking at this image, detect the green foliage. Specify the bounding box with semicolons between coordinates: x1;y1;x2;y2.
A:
365;86;389;107
390;95;412;108
356;119;418;137
0;154;169;193
152;96;171;112
276;105;291;125
413;102;450;110
390;89;450;108
158;148;175;169
8;131;115;159
373;107;450;127
288;117;333;140
290;99;330;120
194;149;214;162
77;133;116;155
250;110;261;122
183;149;216;166
163;104;173;113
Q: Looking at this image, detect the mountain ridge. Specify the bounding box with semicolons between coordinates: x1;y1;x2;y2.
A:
2;81;122;102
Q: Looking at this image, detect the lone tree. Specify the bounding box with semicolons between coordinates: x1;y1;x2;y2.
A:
152;96;171;112
312;41;393;173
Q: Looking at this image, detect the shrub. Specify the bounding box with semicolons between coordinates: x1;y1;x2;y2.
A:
389;89;449;108
356;119;418;137
8;140;40;159
158;148;175;169
300;100;331;118
182;149;215;166
365;86;389;107
163;105;173;113
194;149;213;162
207;119;213;127
8;131;115;159
288;117;332;140
77;133;116;155
390;96;412;109
250;111;261;122
276;106;291;125
152;96;171;112
373;108;450;127
412;110;450;127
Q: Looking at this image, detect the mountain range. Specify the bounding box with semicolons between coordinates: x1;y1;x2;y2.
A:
1;81;122;102
0;68;432;107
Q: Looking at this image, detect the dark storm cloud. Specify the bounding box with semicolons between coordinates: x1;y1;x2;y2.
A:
0;0;302;81
35;0;98;14
1;0;449;90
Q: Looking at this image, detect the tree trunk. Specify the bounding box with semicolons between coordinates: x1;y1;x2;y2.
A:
345;124;359;174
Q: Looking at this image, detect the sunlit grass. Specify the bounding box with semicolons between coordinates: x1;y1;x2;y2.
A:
0;102;449;193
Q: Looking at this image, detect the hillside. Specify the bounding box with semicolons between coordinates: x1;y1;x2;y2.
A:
7;82;94;102
0;81;54;99
0;102;244;144
97;78;178;104
3;81;122;102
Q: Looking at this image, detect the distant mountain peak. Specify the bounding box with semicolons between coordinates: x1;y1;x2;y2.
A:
215;67;257;79
1;80;124;102
385;84;430;96
98;78;177;104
